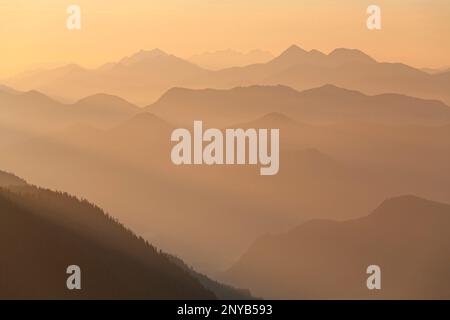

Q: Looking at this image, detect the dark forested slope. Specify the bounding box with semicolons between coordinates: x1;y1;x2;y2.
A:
0;171;215;299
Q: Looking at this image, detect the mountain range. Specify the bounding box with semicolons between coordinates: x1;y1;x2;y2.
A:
3;81;448;151
4;45;450;105
1;44;450;280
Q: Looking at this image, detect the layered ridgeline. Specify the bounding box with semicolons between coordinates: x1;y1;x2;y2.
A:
222;196;450;299
0;86;140;148
0;86;139;127
4;49;208;106
0;170;247;299
5;45;450;105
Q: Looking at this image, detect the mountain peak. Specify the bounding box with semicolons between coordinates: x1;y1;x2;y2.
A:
21;90;59;104
328;48;376;63
269;45;324;67
119;49;169;66
111;112;172;135
301;84;364;96
281;44;308;56
74;93;139;114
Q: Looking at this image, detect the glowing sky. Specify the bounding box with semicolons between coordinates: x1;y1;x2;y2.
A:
1;0;449;77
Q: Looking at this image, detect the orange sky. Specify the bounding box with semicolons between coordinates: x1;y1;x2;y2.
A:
1;0;449;77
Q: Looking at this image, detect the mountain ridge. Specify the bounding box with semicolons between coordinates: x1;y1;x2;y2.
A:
6;44;450;105
147;84;450;126
222;195;450;299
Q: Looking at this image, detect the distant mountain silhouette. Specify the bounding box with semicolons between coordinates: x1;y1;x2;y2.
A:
6;49;209;105
102;112;175;155
238;112;298;128
147;85;299;126
189;49;273;70
71;93;140;122
267;45;376;70
222;196;450;299
208;45;450;104
111;112;173;136
0;170;217;299
6;45;450;104
328;48;377;64
118;49;168;66
147;84;450;126
0;89;141;147
4;109;405;273
165;254;256;300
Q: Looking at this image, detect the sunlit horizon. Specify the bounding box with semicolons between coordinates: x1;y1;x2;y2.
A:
1;0;450;78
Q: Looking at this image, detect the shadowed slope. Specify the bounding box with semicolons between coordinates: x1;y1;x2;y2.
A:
7;45;450;104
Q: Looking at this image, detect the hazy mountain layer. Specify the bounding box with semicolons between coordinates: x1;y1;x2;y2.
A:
5;45;450;105
222;196;450;299
189;49;273;70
